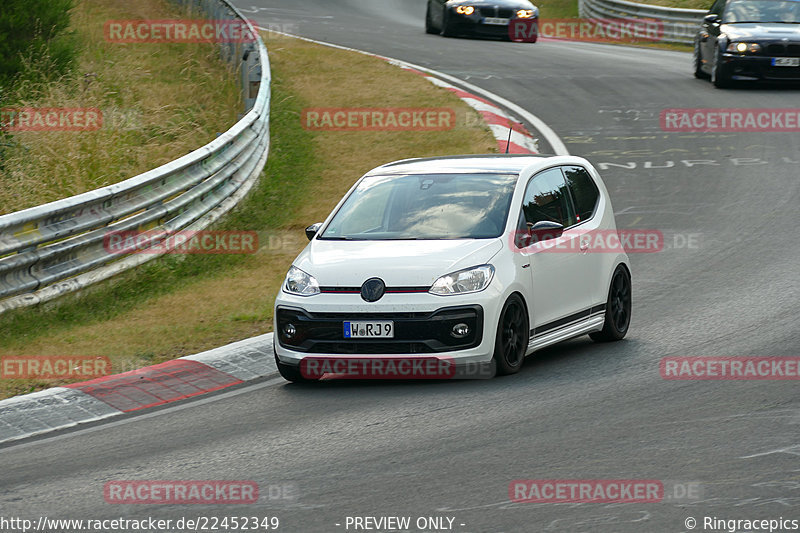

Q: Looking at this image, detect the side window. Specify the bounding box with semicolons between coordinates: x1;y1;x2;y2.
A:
520;167;576;228
563;166;600;223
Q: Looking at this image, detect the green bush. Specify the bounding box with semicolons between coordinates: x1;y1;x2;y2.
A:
0;0;78;90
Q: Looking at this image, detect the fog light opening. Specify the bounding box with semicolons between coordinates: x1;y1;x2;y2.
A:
451;323;470;338
284;324;297;338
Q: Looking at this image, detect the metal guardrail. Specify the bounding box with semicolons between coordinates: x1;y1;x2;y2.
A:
0;0;270;314
579;0;706;44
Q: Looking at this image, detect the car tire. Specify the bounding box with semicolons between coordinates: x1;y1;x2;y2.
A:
275;352;315;383
493;294;529;375
425;4;438;34
440;9;456;37
590;265;631;342
693;41;708;79
711;49;732;88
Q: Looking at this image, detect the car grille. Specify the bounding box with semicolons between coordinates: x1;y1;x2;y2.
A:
477;7;516;18
765;43;800;57
319;286;430;295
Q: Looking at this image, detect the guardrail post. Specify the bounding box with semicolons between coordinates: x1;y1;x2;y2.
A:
243;44;260;111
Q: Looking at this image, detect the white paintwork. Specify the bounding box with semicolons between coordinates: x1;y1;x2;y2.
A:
274;155;629;368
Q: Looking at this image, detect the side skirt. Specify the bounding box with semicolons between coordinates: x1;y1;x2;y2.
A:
526;313;605;354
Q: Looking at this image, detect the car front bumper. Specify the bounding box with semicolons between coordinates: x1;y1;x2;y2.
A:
721;54;800;81
447;11;537;39
273;289;505;370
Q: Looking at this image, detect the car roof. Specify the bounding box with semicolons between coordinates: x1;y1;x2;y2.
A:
365;154;557;176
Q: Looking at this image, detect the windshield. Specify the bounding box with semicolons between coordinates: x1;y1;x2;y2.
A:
319;173;518;240
724;0;800;23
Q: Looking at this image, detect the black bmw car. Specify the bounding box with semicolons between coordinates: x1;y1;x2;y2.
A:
694;0;800;87
426;0;540;41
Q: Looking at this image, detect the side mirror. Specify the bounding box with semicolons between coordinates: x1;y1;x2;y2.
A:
529;220;564;242
305;223;322;241
703;14;720;25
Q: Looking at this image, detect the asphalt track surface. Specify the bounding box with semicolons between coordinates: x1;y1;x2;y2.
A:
2;2;799;532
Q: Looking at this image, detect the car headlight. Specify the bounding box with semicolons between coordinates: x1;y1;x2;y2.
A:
726;42;761;54
455;5;475;15
516;9;536;18
283;266;320;296
429;265;495;296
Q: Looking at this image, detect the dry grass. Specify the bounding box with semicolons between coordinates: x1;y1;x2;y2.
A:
0;33;496;399
0;0;241;214
538;0;581;18
267;37;496;224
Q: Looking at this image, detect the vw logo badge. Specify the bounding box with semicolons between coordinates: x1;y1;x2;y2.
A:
360;278;386;302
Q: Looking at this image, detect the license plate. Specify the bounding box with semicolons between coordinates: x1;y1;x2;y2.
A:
483;17;510;25
343;321;394;339
772;57;800;67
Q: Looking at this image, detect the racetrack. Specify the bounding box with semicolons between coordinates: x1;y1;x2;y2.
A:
1;1;799;531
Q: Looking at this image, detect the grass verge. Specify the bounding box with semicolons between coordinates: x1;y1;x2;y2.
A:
0;0;241;214
0;33;496;400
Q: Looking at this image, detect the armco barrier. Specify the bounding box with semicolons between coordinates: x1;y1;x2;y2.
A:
579;0;706;44
0;0;270;314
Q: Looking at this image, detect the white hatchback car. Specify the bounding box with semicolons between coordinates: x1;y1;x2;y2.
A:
273;155;631;381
